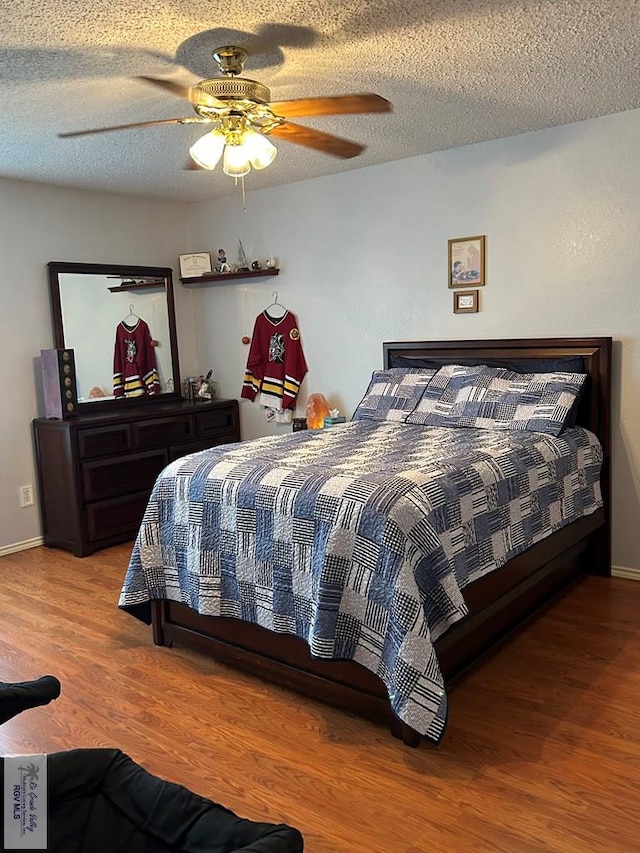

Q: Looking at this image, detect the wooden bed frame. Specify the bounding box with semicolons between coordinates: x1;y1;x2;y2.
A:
150;337;612;746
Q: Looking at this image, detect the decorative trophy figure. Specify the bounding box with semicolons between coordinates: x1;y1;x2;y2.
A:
237;240;250;272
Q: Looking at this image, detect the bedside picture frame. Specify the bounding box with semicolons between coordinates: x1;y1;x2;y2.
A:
448;235;485;288
453;289;479;314
179;252;212;279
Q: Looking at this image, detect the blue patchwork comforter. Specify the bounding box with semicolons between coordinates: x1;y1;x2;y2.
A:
119;421;603;742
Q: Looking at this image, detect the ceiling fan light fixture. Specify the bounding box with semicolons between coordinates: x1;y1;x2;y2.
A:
189;129;225;170
60;44;393;182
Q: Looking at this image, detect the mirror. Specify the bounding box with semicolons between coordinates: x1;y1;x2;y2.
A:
48;261;181;411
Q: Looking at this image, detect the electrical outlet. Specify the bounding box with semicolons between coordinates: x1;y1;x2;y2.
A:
19;485;34;508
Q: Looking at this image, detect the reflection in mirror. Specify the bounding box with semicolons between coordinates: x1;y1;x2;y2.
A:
48;262;181;411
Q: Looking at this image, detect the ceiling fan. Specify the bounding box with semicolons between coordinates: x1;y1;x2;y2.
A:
59;45;392;177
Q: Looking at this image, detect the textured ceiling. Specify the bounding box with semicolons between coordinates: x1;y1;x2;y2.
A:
2;0;639;202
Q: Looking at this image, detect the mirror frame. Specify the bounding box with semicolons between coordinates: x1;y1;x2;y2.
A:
47;261;182;413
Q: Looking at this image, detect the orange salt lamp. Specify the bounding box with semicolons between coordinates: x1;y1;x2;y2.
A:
306;393;330;430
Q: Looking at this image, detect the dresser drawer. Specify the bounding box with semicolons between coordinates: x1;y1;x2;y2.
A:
86;490;152;542
82;449;168;502
196;404;239;441
78;424;132;459
133;415;194;449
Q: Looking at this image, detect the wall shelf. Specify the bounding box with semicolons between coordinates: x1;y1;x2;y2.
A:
107;280;165;292
180;268;279;285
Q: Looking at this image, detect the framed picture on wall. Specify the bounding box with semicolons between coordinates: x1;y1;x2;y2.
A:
448;235;486;288
179;252;212;279
453;289;479;314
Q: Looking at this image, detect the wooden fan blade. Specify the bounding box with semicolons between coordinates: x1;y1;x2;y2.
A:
58;117;205;138
269;93;392;118
136;76;224;108
268;121;365;158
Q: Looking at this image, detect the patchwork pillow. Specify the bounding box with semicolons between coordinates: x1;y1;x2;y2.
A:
405;364;587;436
353;367;436;422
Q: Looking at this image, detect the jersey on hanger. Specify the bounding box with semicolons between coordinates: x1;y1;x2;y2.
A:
242;310;307;410
113;318;161;397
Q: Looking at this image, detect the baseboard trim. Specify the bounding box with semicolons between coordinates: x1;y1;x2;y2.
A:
612;565;640;581
0;536;44;557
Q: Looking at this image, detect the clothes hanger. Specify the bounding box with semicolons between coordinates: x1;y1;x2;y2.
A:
265;291;287;319
123;303;139;325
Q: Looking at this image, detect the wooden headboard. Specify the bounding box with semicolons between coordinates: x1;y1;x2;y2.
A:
383;336;612;571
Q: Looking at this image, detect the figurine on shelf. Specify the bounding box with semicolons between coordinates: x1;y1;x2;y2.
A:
237;240;250;272
217;248;231;273
251;260;262;271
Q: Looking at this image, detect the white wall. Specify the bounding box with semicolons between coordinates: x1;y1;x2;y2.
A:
185;108;640;572
0;178;191;553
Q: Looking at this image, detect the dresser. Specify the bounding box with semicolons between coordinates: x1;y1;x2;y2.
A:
33;398;240;557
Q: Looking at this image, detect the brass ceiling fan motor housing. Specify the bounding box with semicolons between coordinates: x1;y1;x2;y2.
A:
195;77;272;106
193;46;272;120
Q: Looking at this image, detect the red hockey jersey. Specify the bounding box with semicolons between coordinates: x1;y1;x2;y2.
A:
241;310;307;410
113;319;161;398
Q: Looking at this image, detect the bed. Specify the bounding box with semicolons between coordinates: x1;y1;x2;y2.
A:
119;337;611;747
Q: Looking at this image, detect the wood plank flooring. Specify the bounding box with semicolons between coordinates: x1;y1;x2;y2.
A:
1;543;639;852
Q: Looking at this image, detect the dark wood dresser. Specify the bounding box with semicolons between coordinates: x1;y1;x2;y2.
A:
33;398;240;557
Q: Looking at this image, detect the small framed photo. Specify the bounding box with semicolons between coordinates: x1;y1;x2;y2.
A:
448;235;485;288
453;289;479;314
179;252;212;279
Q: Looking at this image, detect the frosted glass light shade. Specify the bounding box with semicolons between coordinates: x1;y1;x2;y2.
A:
223;143;251;177
242;129;278;170
189;130;225;170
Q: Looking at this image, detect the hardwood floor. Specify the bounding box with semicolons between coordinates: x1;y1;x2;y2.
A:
1;543;639;852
